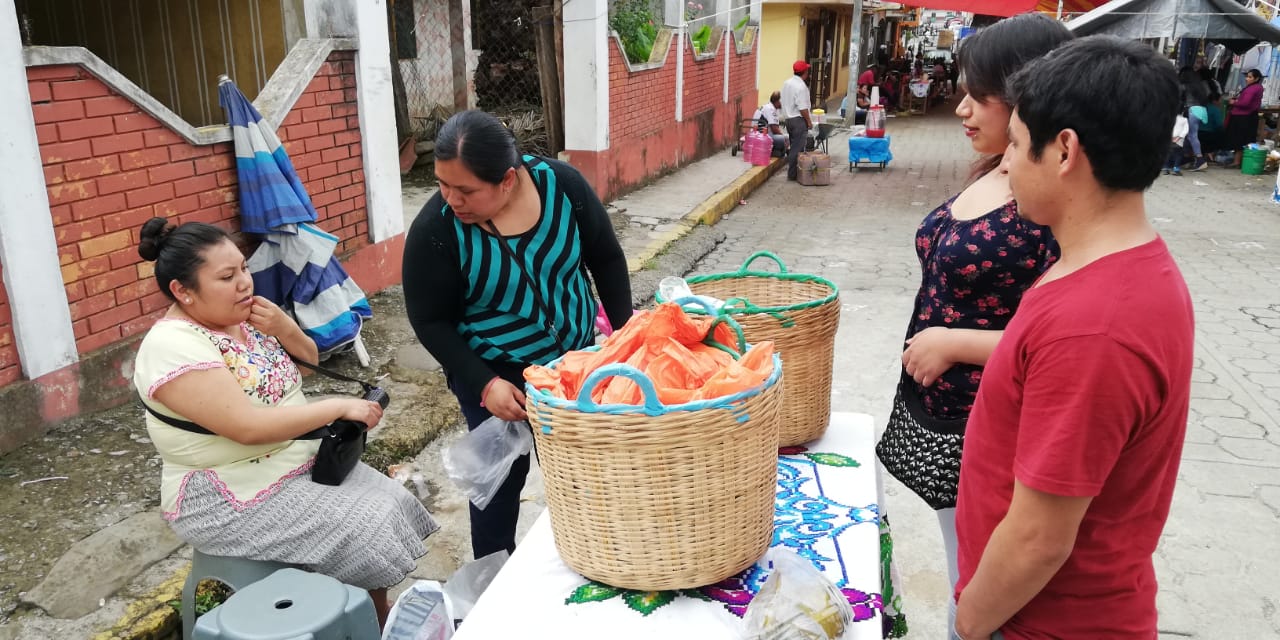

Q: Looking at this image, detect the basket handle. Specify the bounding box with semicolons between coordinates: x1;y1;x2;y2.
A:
719;296;797;329
674;295;748;358
705;314;747;359
736;251;789;274
576;364;666;414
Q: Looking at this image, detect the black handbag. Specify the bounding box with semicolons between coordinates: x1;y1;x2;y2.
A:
875;369;967;510
143;356;388;487
875;244;969;509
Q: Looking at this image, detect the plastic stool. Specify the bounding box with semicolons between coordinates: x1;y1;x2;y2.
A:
193;568;379;639
183;550;295;640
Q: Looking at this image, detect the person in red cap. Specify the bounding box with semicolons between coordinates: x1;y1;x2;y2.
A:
780;60;813;181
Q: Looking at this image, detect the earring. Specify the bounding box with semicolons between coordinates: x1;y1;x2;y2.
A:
184;298;192;304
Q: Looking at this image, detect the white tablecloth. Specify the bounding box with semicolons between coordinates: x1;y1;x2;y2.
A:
452;412;905;639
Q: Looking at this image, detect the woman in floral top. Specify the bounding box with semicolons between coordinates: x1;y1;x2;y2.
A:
878;13;1072;621
132;218;437;628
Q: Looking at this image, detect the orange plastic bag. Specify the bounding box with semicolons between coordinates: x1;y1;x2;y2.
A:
523;303;774;405
694;341;776;400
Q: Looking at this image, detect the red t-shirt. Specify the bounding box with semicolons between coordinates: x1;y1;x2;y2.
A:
955;237;1194;639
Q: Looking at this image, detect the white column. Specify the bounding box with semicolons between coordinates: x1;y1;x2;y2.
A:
352;0;404;242
0;2;77;378
563;0;609;152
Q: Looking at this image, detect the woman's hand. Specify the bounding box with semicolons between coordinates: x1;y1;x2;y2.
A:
334;397;385;430
483;379;528;421
902;326;957;387
248;296;297;338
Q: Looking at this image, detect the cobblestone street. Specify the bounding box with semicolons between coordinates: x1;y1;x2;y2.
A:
691;105;1280;638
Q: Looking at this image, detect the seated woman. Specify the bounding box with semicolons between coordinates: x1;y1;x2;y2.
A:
1199;90;1227;161
131;218;437;627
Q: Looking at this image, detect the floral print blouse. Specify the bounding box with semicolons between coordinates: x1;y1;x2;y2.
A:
910;195;1057;419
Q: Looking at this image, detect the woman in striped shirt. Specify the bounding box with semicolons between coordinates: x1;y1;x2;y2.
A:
403;110;632;558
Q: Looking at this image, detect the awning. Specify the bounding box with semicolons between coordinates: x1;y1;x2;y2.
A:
1067;0;1280;45
890;0;1107;17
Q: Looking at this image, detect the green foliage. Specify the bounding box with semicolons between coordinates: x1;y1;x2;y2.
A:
735;15;750;31
611;0;659;64
691;25;712;54
168;580;232;617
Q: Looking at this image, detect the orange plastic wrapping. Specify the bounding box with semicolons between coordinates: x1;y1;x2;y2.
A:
524;302;775;405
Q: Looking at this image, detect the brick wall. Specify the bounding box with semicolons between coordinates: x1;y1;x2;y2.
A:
608;38;678;143
0;265;16;386
577;31;758;200
27;51;368;360
682;41;726;119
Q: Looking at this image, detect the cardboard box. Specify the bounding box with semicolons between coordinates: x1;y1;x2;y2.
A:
798;152;832;185
798;167;831;186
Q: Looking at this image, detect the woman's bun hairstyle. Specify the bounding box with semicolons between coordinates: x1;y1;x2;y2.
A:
138;217;173;262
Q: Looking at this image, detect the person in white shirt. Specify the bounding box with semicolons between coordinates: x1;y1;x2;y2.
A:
781;60;813;180
752;91;787;157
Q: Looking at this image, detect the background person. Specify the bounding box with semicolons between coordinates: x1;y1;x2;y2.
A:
752;91;788;157
781;60;813;181
1223;68;1264;168
954;35;1193;640
132;219;437;628
876;14;1071;638
403;110;632;560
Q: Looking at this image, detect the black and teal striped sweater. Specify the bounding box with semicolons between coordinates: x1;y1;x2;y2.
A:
403;155;632;393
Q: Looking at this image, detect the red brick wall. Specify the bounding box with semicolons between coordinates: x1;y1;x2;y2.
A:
574;31;757;200
608;38;677;143
682;39;726;119
28;51;368;358
0;265;17;386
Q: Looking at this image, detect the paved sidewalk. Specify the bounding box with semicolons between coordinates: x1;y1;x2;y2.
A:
687;105;1280;638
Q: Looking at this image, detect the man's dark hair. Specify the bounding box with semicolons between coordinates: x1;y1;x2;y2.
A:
1008;36;1179;192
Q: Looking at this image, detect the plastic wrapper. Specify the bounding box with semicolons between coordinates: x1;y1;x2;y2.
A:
743;549;854;640
442;418;533;509
442;550;510;621
381;580;453;640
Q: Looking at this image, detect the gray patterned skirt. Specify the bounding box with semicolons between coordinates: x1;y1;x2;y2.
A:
170;462;439;590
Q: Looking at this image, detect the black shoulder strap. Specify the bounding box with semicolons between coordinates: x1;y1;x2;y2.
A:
286;354;375;393
484;220;561;337
143;401;330;440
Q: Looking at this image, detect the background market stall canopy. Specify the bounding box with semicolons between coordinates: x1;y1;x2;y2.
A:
890;0;1108;18
1066;0;1280;51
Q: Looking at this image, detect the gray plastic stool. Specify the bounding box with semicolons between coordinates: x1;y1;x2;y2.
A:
183;550;295;640
193;567;379;640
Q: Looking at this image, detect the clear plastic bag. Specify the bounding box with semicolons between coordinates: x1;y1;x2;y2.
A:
743;549;854;640
381;580;454;640
442;417;533;510
442;550;510;621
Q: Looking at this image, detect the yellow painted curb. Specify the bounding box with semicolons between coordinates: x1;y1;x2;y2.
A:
94;566;187;640
626;157;783;273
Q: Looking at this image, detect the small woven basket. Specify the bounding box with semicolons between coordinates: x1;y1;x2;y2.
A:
526;321;783;591
659;251;840;446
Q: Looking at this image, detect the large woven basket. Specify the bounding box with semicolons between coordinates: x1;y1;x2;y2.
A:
660;251;840;446
526;336;783;591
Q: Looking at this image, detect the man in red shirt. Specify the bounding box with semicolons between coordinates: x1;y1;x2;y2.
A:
953;36;1195;639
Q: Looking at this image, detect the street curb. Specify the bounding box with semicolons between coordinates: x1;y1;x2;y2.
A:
625;157;782;273
108;155;782;640
92;569;186;640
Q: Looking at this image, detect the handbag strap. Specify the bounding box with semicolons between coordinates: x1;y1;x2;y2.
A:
286;353;376;393
142;402;331;440
485;220;560;336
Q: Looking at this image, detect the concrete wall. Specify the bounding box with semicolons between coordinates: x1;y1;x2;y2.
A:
758;4;804;106
564;28;757;202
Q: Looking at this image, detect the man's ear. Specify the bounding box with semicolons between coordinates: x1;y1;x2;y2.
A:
1056;128;1085;177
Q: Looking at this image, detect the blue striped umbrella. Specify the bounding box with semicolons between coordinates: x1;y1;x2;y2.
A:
218;75;372;355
